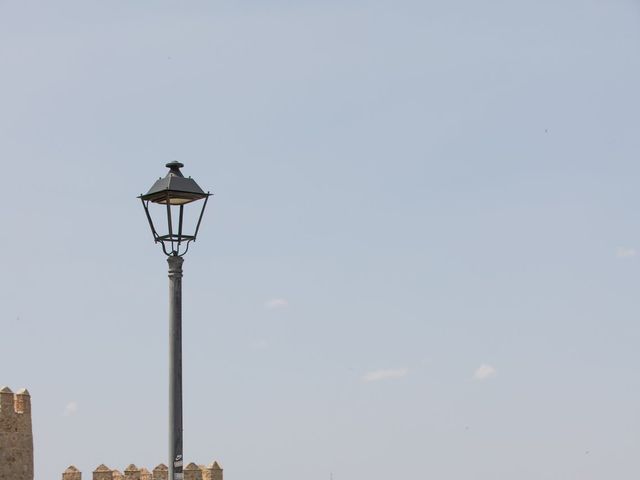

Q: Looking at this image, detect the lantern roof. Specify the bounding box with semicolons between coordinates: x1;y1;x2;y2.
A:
140;161;207;203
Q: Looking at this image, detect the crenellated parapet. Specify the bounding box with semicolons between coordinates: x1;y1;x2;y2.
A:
0;386;34;480
0;386;31;418
63;466;82;480
202;462;223;480
62;461;223;480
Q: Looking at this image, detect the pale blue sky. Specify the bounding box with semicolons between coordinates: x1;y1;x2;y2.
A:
1;1;640;479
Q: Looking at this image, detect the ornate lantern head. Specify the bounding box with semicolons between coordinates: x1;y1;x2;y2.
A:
139;162;211;256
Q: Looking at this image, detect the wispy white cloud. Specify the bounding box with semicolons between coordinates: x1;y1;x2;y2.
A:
63;401;78;416
265;298;288;309
362;368;409;383
474;364;496;381
616;247;637;258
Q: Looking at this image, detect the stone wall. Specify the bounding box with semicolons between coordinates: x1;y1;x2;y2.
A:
63;462;223;480
0;386;34;480
0;385;224;480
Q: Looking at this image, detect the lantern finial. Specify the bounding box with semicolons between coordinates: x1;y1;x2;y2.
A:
165;161;185;176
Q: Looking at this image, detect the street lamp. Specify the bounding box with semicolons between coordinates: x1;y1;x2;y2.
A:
139;161;211;480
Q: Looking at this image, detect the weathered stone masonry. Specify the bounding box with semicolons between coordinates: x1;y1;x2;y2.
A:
0;386;223;480
0;386;34;480
63;462;223;480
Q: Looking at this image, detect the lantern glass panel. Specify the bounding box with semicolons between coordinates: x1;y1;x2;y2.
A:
167;197;194;205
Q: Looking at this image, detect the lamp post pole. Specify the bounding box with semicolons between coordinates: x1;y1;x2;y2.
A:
138;162;210;480
168;254;184;480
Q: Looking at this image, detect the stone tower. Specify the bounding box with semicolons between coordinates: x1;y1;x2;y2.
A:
0;386;34;480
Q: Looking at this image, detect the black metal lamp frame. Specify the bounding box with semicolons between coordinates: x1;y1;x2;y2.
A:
139;161;211;257
140;193;210;256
